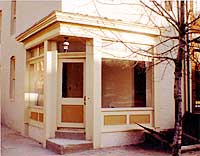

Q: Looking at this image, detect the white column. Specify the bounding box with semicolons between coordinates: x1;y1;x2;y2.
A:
153;60;160;129
92;38;102;148
85;39;93;140
146;67;153;107
24;50;31;136
43;40;57;146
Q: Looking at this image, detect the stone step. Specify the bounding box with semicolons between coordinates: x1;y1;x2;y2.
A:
57;127;85;132
55;128;85;140
46;138;93;155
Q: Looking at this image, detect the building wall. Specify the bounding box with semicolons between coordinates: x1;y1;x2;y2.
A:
157;62;175;129
0;0;61;134
0;0;178;137
101;131;144;147
1;1;24;133
61;0;162;26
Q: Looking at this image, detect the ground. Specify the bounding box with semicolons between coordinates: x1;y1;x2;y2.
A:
1;125;200;156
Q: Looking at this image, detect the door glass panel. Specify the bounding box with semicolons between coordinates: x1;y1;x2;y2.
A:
62;62;83;98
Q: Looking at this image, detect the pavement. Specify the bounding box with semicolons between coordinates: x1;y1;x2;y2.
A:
1;125;200;156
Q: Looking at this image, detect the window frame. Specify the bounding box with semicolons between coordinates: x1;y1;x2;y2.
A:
10;0;16;35
10;56;16;100
164;0;173;12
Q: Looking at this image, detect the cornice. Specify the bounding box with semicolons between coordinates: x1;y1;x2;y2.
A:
16;11;57;42
16;11;160;42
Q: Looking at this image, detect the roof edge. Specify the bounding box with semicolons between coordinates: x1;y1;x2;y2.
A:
16;11;160;42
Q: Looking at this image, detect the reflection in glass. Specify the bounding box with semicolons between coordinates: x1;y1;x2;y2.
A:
102;58;152;108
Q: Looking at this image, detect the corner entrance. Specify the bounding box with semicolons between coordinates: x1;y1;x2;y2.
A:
58;59;85;128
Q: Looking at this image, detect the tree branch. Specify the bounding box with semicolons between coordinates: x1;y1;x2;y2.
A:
140;0;179;32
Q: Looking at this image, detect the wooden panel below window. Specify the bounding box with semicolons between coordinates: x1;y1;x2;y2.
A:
130;114;150;124
38;113;44;122
104;115;126;125
61;105;83;123
30;111;44;123
30;112;38;121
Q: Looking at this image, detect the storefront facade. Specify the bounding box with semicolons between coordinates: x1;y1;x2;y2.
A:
16;11;161;148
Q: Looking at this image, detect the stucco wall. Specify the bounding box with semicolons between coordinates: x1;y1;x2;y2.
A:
0;1;24;133
0;0;61;135
156;62;175;129
61;0;160;25
101;131;144;147
154;40;176;129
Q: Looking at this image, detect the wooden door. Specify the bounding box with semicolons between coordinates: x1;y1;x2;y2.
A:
58;59;85;128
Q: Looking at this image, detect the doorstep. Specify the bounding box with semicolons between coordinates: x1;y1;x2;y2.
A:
46;138;92;155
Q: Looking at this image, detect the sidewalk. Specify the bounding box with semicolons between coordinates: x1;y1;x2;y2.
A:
1;125;200;156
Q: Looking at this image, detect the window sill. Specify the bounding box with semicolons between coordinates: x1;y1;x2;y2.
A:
29;105;43;110
101;107;153;112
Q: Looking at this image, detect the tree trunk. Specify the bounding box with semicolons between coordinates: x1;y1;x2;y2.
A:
172;1;185;155
172;64;183;156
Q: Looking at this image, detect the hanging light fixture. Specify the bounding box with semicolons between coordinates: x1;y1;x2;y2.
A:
63;37;69;52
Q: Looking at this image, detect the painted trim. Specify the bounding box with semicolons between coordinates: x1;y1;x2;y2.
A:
58;52;86;59
102;107;153;112
16;11;160;42
129;114;150;124
101;108;153;133
102;124;152;132
62;98;83;104
57;123;84;128
104;115;127;125
27;55;44;63
24;23;60;49
57;58;86;128
28;106;44;128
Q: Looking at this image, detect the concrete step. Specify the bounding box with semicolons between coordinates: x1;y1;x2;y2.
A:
46;138;93;155
55;128;85;140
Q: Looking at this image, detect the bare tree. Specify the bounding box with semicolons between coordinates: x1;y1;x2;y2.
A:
94;0;199;155
92;0;200;155
138;1;200;155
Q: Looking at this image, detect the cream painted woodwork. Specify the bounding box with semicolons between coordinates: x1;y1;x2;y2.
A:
43;48;58;145
26;48;44;107
101;107;153;132
28;105;44;128
3;0;197;148
58;58;85;128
